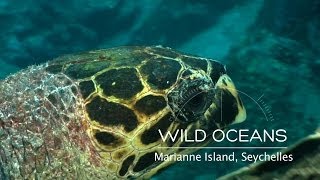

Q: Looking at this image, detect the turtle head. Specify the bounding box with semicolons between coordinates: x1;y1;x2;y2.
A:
168;60;246;132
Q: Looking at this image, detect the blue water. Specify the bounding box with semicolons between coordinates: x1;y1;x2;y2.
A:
1;0;319;179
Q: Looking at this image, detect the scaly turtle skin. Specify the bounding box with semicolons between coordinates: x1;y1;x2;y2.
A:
0;46;246;179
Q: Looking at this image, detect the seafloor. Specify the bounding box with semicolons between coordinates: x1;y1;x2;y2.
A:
0;0;319;179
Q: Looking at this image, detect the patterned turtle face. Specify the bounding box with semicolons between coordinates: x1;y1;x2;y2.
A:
167;67;246;130
46;46;246;178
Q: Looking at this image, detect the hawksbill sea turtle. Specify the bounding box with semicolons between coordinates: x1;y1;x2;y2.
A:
0;46;246;179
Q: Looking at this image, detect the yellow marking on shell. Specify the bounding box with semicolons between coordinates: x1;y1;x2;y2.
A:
101;158;121;175
127;121;212;179
134;67;155;99
216;74;246;124
144;48;188;92
85;73;173;140
111;148;134;162
132;95;169;123
130;108;172;151
84;86;174;159
80;47;225;178
98;151;113;161
89;128;129;151
106;162;118;173
84;100;128;135
80;101;131;155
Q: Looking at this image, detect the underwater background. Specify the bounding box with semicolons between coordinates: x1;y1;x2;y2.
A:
0;0;319;179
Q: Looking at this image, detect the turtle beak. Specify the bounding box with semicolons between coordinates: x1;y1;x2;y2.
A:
205;74;246;128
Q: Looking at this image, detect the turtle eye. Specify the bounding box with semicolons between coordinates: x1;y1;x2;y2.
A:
167;70;214;123
171;88;210;123
184;91;207;111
